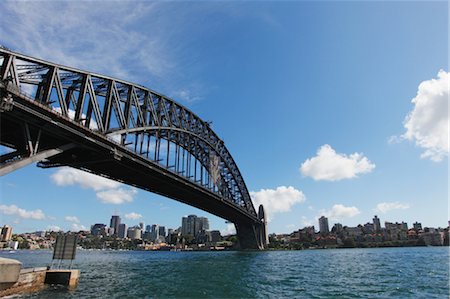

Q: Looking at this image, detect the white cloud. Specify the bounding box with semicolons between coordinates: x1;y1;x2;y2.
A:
250;186;306;222
47;225;62;232
300;144;375;181
124;212;143;220
64;216;80;223
320;204;360;220
70;223;88;231
402;70;449;162
96;188;137;205
0;204;46;220
51;168;120;191
375;202;410;214
221;223;236;236
51;167;138;205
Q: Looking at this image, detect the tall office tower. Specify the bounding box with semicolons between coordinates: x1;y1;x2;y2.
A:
373;215;381;232
318;216;329;235
145;225;152;233
193;217;210;237
158;226;166;238
118;223;128;239
1;225;13;242
139;222;144;231
110;215;121;235
151;224;159;241
182;215;198;237
91;223;107;236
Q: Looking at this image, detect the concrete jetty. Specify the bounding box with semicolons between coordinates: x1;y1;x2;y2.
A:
0;257;80;297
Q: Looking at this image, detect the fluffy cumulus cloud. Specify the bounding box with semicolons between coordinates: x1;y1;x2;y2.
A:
300;144;375;181
375;202;410;214
51;168;120;191
250;186;306;221
64;216;80;223
321;204;360;220
124;212;143;220
51;167;138;205
0;204;46;220
402;70;449;162
96;188;137;205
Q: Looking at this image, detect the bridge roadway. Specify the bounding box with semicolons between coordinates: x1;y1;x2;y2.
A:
0;49;268;249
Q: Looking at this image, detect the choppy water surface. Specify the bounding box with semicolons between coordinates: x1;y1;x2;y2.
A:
1;247;448;298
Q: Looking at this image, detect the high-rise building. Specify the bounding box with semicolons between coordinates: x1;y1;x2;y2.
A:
145;225;152;233
1;225;13;242
91;224;107;236
181;215;197;237
318;216;329;235
373;215;381;233
151;224;159;241
139;222;144;231
158;226;166;238
196;217;209;234
110;215;121;236
181;215;210;238
118;223;127;239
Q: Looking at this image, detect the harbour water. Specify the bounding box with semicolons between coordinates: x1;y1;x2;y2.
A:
1;247;448;298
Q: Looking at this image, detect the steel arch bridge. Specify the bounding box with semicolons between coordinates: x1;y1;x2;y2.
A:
0;48;268;250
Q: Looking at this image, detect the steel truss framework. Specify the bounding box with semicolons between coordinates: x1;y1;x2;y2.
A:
0;49;267;248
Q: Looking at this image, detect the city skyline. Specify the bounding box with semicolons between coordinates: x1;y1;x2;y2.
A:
0;2;448;235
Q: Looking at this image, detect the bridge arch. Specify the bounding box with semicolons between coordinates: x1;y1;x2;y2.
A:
0;48;267;249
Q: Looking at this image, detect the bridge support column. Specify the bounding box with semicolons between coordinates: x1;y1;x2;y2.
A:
235;205;268;250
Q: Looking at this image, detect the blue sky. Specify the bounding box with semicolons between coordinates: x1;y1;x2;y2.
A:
0;1;448;235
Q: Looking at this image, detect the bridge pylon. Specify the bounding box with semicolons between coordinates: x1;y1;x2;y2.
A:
235;204;268;250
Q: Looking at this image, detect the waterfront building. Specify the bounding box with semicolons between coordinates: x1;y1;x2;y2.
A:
118;223;127;239
413;222;422;231
373;215;381;232
318;216;329;235
363;223;374;234
344;226;363;238
1;225;13;242
7;241;19;250
210;230;222;243
127;226;142;240
420;231;444;246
